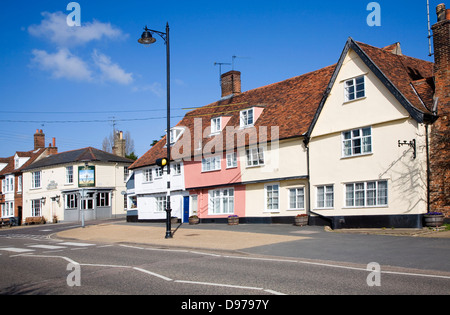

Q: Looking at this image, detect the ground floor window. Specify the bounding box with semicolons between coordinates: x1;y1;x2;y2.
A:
289;187;305;209
31;199;42;217
156;196;167;212
317;185;334;209
345;180;388;207
265;184;279;211
97;192;110;207
190;195;198;216
66;194;78;209
209;188;234;215
1;201;14;218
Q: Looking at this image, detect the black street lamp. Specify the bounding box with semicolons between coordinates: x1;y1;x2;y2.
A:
138;23;173;239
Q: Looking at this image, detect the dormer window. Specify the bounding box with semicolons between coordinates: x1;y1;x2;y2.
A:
169;127;185;145
211;117;222;134
240;108;254;128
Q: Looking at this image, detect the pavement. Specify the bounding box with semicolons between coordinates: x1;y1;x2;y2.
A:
55;220;450;252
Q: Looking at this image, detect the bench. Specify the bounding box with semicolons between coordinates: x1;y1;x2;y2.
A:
0;218;12;228
25;217;46;225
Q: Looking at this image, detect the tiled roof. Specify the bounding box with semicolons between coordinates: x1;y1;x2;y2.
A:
0;148;47;176
22;147;133;171
130;39;436;170
130;65;335;169
356;41;434;113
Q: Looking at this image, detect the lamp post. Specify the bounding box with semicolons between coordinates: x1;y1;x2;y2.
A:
138;23;173;239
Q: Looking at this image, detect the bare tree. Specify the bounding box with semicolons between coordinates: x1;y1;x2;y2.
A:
102;130;135;156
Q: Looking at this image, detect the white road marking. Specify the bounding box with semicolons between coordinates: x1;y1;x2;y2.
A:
133;267;173;282
58;242;95;247
28;245;67;250
0;247;35;253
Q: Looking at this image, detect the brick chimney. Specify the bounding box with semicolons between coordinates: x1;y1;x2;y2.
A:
112;131;126;157
429;3;450;217
432;4;450;111
221;70;242;98
34;129;45;150
47;137;58;155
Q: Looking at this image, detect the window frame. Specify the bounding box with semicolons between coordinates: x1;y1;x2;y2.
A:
66;166;74;184
96;192;110;208
169;127;185;145
344;75;366;102
289;187;305;210
208;188;234;215
316;185;334;209
345;180;388;208
65;194;78;210
32;171;42;189
143;169;153;183
265;184;280;212
172;163;182;175
246;147;265;167
156;196;167;213
226;152;238;169
240;108;254;128
202;156;221;172
211;117;222;134
342;127;372;158
155;167;164;178
1;201;14;218
31;199;42;217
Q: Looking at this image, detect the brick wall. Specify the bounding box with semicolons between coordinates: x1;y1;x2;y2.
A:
430;9;450;217
221;71;241;98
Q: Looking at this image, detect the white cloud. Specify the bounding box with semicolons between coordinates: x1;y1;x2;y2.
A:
132;82;165;97
28;12;133;85
31;48;92;81
92;50;133;85
28;11;125;47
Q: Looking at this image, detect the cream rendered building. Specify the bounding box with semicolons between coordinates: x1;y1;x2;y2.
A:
306;39;436;228
22;147;132;223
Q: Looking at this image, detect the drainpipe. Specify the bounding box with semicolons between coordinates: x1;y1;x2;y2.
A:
303;136;335;229
425;124;431;214
303;137;311;219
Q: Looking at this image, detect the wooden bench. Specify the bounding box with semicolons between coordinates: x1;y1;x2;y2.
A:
0;218;12;228
25;217;46;225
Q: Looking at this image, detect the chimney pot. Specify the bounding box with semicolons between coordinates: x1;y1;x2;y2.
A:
52;137;56;147
437;3;447;21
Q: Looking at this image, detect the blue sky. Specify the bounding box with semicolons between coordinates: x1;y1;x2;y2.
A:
0;0;439;158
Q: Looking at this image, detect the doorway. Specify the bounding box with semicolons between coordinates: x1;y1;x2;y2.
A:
183;196;190;223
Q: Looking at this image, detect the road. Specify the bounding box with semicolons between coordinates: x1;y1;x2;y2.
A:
0;221;449;298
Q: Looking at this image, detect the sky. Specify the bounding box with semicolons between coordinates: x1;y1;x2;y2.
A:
0;0;440;158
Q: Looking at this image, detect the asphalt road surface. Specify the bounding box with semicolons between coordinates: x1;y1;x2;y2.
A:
0;222;449;297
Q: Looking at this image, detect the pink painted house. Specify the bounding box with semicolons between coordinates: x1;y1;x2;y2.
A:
184;151;245;223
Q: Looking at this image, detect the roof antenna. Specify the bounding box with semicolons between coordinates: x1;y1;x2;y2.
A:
427;0;434;57
232;55;251;70
214;62;231;85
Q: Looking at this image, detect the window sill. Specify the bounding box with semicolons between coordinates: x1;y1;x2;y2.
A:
246;164;264;169
342;205;388;209
343;96;367;105
201;169;221;173
341;152;373;160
